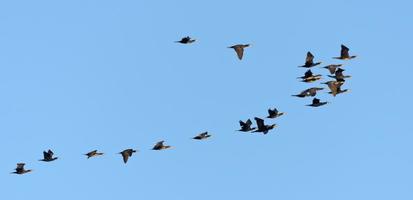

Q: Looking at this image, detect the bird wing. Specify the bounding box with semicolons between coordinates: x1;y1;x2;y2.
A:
16;163;25;170
328;66;337;74
305;52;314;65
341;45;350;58
234;46;244;60
313;98;320;104
121;152;129;163
254;117;265;129
239;120;246;127
246;119;253;126
304;70;313;78
153;141;164;149
268;109;275;116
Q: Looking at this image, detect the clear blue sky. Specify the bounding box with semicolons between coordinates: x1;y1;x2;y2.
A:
1;0;412;199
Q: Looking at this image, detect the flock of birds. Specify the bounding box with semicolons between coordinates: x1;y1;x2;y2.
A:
11;36;357;175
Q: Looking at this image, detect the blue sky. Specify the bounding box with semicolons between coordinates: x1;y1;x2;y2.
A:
1;0;412;199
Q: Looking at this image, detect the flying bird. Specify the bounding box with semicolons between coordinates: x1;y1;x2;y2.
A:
267;108;284;119
322;81;349;96
252;117;276;134
299;52;322;68
84;150;104;159
333;44;357;60
322;64;343;74
11;163;32;175
306;98;328;107
39;149;58;162
228;44;250;60
119;149;137;164
193;132;211;140
292;87;324;97
298;69;322;83
152;141;172;150
328;68;351;82
238;119;256;132
175;36;195;44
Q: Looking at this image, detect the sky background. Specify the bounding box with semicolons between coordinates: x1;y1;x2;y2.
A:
0;0;412;199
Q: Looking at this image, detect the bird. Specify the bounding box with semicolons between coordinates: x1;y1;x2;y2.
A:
228;44;250;60
11;163;32;175
328;68;351;82
306;98;328;107
322;64;343;74
193;132;211;140
333;44;357;60
175;36;195;44
322;81;349;96
298;69;322;83
39;149;58;162
299;52;322;68
152;141;172;150
267;108;284;119
118;149;137;164
84;150;104;159
238;119;256;132
252;117;276;134
292;87;324;97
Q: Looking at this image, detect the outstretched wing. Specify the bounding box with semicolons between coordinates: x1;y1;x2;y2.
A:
254;117;265;129
313;98;320;104
234;46;244;60
341;44;350;58
304;69;313;78
305;52;314;65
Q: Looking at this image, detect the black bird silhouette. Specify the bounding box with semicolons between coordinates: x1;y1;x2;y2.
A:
328;68;351;82
333;44;357;60
152;141;172;150
193;132;211;140
298;69;322;83
292;87;324;97
306;98;328;107
238;119;256;132
84;150;104;159
119;149;137;164
252;117;276;134
322;64;343;74
322;81;349;97
39;149;58;162
267;108;284;119
11;163;32;175
299;52;322;68
175;36;195;44
228;44;250;60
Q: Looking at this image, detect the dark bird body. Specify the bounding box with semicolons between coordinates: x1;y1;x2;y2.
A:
292;87;324;97
299;52;322;68
267;108;284;119
152;141;172;150
12;163;32;175
322;64;343;74
252;117;276;134
85;150;104;159
322;81;349;96
228;44;250;60
307;98;328;107
119;149;137;164
193;132;211;140
298;69;322;83
238;119;256;132
39;149;58;162
328;68;351;82
333;44;357;60
175;36;195;44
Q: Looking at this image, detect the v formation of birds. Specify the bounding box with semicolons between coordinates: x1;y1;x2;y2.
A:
11;37;356;175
